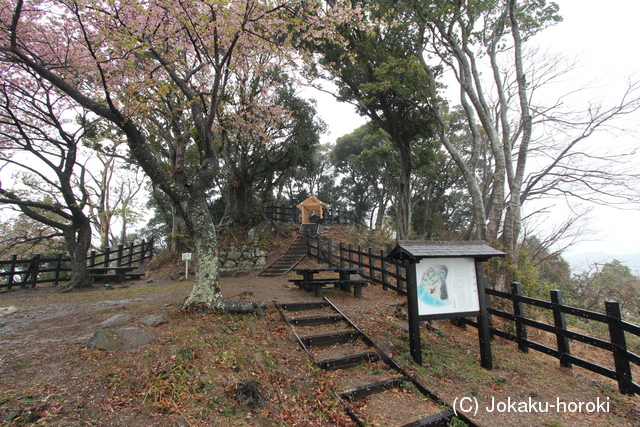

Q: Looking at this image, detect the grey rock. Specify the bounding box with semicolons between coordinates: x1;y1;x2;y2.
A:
236;268;251;277
140;314;167;326
255;248;268;258
219;268;236;277
227;252;242;261
255;256;267;266
86;327;158;351
175;416;189;427
0;306;18;318
98;313;133;328
237;260;254;269
169;272;179;280
223;260;237;268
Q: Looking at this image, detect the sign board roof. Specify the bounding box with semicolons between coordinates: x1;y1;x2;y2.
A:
387;241;505;262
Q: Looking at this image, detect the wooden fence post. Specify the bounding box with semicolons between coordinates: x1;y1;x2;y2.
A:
148;238;154;260
606;300;634;395
315;234;321;264
53;253;64;287
381;249;388;291
117;244;124;266
357;245;363;270
89;250;97;267
5;254;17;290
103;247;111;267
339;242;345;268
327;238;333;267
550;289;572;368
511;282;528;353
368;247;374;279
25;254;41;288
128;241;135;266
475;262;493;370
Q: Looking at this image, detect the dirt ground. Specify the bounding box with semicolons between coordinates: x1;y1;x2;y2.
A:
2;253;640;426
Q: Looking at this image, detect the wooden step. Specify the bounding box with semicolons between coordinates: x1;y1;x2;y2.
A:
300;330;361;348
278;301;330;312
316;351;380;370
399;411;455;427
289;315;344;326
339;377;408;402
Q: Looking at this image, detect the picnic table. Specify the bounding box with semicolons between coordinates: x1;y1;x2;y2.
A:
88;266;144;283
291;267;368;298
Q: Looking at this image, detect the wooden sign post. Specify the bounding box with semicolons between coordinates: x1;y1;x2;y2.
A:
387;241;505;369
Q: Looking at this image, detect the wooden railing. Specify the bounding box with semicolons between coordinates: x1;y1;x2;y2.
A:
460;282;640;395
306;234;640;395
1;239;154;291
265;204;300;223
306;233;409;296
265;204;358;225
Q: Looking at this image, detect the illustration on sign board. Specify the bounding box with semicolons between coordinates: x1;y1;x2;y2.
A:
415;257;480;316
418;265;449;307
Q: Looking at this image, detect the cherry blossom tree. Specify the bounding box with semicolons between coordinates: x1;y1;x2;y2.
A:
0;0;349;310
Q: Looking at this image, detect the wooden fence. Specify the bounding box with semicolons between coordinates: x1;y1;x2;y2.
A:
306;234;640;395
460;283;640;395
1;239;154;291
306;233;409;296
265;204;358;225
265;204;301;223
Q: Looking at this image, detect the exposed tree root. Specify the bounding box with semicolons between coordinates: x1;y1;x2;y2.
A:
181;296;266;315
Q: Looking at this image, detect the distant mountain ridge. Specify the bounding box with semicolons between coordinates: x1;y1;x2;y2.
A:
564;252;640;275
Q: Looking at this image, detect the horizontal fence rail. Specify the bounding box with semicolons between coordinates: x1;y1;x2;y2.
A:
265;204;300;224
1;239;154;291
460;282;640;395
306;233;409;296
305;233;640;395
265;204;357;225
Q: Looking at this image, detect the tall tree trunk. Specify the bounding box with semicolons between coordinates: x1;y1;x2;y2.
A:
170;204;191;254
60;216;92;291
395;140;412;240
180;194;264;312
228;178;253;224
501;0;533;261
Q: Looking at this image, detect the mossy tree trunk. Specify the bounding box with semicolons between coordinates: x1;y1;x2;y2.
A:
179;192;264;313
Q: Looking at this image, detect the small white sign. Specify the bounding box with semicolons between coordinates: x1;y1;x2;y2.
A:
182;253;192;261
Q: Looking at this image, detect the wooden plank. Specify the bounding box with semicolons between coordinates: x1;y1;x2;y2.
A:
316;351;380;370
289;316;344;326
399;410;455;427
277;302;330;312
340;377;408;402
301;330;362;348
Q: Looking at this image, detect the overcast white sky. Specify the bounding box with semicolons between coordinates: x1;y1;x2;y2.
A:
310;0;640;258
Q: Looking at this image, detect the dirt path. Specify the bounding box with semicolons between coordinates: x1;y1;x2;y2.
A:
1;266;639;426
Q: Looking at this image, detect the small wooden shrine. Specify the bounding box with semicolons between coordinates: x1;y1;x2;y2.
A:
296;195;329;224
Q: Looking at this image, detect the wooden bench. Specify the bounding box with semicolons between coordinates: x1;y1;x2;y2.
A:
291;268;369;298
340;274;368;299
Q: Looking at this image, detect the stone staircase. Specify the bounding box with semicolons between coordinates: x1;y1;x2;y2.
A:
259;224;318;276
